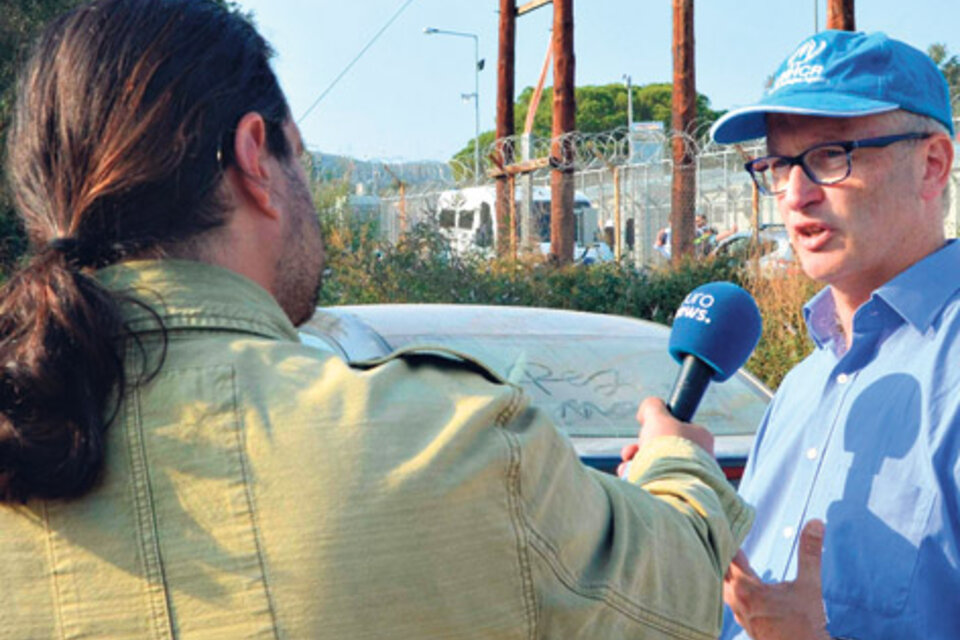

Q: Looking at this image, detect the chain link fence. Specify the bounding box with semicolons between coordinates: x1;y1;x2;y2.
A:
336;116;960;266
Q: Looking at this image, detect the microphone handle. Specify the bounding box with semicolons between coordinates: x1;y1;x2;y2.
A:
666;354;714;422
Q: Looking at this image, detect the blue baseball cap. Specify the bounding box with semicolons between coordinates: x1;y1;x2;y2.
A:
711;30;955;143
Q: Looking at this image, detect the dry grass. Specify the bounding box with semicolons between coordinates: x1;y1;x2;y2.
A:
743;268;823;389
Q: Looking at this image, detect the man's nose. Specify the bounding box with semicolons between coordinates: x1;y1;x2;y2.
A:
780;164;824;211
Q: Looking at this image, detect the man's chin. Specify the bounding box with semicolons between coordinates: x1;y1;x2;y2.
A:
796;252;836;284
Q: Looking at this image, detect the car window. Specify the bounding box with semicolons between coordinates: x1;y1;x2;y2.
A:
457;209;475;230
716;236;749;256
439;209;456;229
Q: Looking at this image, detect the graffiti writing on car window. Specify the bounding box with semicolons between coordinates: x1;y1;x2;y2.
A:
558;399;636;421
506;362;638;398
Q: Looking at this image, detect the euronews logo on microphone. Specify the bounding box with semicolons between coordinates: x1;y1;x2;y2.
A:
674;291;717;324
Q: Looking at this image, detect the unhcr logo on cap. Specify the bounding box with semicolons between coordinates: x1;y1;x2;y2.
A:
771;39;827;93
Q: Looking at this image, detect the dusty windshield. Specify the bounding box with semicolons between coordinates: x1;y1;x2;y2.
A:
379;332;768;438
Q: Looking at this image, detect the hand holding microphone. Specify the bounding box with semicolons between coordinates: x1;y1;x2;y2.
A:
621;282;762;478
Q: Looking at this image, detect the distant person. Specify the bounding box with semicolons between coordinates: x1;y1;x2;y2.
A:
693;29;958;640
0;0;751;637
654;224;673;258
694;214;738;256
655;215;738;259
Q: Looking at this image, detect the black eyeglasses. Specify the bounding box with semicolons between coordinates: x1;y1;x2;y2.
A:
745;132;932;195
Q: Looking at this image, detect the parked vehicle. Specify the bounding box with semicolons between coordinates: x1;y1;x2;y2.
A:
300;304;771;484
435;185;613;263
710;223;796;274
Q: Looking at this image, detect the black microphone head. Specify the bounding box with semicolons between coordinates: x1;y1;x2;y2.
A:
668;281;762;382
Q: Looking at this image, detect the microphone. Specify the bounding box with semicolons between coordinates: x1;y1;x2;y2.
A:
666;281;762;421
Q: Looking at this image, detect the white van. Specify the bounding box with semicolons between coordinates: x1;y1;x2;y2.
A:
435;185;613;263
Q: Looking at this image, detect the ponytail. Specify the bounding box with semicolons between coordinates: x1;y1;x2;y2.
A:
0;0;288;502
0;246;127;502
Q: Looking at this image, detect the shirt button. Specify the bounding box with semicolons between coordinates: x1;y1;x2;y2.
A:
782;526;795;539
836;373;850;384
806;447;818;460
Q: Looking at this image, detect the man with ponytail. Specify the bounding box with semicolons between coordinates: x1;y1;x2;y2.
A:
0;1;752;637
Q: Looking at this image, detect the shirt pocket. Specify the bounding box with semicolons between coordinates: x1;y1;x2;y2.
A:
821;470;935;616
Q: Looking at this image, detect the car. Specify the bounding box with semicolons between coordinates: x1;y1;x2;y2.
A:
710;223;796;274
299;304;772;485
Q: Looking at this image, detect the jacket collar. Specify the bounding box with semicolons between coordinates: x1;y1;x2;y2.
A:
96;259;300;342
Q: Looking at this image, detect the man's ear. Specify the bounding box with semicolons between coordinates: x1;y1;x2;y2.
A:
919;132;954;202
229;112;281;219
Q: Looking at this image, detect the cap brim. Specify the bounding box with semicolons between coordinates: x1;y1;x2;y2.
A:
710;92;899;144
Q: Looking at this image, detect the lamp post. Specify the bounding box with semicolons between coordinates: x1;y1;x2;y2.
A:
424;27;481;183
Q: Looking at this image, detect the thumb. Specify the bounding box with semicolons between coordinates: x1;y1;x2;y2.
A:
796;519;825;588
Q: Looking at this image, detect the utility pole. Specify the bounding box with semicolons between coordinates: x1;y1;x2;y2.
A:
670;0;696;263
550;0;575;264
495;0;516;257
827;0;855;30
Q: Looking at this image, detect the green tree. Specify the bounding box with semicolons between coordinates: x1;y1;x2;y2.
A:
928;43;960;117
452;82;723;172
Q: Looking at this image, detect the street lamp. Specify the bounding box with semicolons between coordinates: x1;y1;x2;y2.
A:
424;27;481;183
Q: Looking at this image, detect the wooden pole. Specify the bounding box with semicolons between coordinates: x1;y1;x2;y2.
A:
670;0;696;263
550;0;575;264
826;0;855;30
495;0;517;257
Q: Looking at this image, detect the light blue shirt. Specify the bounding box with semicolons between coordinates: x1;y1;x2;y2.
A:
722;240;960;640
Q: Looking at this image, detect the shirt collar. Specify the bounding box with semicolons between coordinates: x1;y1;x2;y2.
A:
873;240;960;333
803;287;841;351
804;240;960;348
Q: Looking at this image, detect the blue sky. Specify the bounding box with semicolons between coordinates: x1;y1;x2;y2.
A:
237;0;959;162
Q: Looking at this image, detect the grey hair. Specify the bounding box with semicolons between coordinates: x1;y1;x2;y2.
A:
889;110;953;216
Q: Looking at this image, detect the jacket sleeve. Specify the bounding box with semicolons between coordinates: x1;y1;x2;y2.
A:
501;387;754;640
350;346;752;639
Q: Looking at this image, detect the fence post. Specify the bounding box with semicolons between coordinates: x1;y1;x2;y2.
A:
613;165;621;263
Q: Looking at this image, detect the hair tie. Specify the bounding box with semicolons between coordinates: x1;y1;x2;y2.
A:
46;236;85;268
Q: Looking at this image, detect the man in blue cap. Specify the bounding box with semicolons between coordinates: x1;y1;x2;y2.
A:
709;30;959;639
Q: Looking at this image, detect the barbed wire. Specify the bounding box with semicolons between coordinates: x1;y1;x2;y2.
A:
472;118;760;180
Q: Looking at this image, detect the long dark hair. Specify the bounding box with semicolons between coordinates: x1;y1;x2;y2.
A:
0;0;291;502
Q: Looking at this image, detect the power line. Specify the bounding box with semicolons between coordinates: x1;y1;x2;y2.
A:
297;0;416;125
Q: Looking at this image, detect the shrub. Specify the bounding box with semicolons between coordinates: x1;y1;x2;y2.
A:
742;268;821;389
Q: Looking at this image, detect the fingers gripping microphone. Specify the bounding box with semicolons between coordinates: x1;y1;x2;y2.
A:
666;282;762;421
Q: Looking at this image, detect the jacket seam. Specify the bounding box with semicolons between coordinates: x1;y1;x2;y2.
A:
126;314;293;342
229;368;282;638
127;386;175;640
524;526;716;640
496;388;539;640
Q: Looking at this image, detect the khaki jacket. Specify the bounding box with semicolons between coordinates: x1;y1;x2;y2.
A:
0;260;752;639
